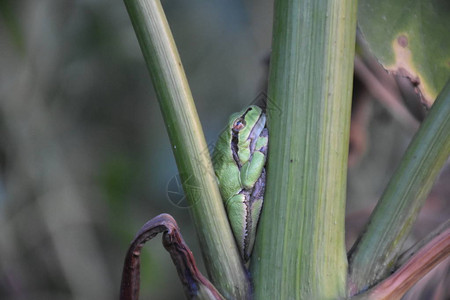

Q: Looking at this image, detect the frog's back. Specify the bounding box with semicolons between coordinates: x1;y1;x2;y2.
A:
213;129;241;201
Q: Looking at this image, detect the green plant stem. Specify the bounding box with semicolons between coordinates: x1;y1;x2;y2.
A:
123;1;250;298
348;80;450;296
250;0;357;299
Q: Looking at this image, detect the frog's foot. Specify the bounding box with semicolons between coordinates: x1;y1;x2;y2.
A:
225;194;247;260
226;192;263;262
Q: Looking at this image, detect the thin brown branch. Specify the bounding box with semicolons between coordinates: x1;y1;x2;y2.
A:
396;220;450;269
352;223;450;300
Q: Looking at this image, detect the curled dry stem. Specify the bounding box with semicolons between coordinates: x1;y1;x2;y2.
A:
120;214;224;300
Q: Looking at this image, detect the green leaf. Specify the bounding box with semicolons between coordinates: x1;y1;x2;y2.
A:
358;0;450;106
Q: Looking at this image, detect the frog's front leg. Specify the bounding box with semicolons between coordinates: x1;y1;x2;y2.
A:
240;151;265;189
240;132;268;190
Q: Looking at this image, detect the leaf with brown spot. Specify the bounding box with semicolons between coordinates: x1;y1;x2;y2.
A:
358;0;450;107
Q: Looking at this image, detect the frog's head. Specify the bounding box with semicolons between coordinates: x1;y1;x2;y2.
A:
229;105;266;167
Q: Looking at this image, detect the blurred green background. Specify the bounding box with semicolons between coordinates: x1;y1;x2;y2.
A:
0;0;448;299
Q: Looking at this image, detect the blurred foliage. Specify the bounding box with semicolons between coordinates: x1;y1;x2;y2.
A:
0;0;448;299
0;0;25;52
0;0;271;299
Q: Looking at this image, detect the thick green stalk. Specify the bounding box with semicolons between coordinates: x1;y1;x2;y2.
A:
348;80;450;295
251;0;357;299
123;1;250;298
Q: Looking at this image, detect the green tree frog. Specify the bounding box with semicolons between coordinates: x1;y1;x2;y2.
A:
213;105;268;262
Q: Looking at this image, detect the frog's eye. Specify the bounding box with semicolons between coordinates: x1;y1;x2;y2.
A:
232;118;246;131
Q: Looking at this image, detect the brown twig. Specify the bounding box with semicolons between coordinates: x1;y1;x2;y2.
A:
120;214;224;300
396;220;450;269
351;222;450;300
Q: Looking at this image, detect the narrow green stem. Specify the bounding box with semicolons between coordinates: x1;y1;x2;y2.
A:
123;1;250;298
251;0;357;299
348;80;450;295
